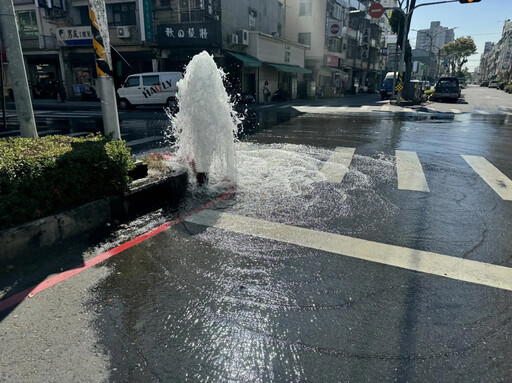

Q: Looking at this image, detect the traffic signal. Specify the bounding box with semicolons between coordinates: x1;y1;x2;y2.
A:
459;0;481;3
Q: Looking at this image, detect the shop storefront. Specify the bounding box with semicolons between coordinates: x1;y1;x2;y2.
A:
245;32;309;102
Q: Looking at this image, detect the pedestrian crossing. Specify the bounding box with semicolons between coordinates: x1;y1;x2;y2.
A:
291;104;512;116
276;145;512;201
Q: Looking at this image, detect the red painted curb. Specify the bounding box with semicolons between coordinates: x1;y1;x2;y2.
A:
0;190;234;313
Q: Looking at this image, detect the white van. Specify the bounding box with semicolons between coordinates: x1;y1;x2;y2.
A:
116;72;183;109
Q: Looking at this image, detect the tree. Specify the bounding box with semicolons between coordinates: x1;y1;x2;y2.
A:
441;37;477;76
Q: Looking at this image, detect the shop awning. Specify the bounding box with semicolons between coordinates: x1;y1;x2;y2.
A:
265;63;312;74
226;51;262;67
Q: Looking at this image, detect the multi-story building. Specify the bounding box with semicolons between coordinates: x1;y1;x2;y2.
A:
8;0;309;102
283;0;387;98
415;21;454;54
479;21;512;81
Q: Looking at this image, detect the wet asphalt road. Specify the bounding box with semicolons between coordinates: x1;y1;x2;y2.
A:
1;87;512;382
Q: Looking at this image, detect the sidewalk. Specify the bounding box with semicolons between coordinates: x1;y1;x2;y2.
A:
4;92;386;112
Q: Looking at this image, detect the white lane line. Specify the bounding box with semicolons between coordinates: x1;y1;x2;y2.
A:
186;210;512;292
318;147;355;183
462;155;512;201
381;105;391;111
360;105;371;111
451;108;462;114
475;109;490;115
395;150;430;192
277;104;291;109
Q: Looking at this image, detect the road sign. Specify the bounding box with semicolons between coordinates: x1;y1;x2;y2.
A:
368;2;385;19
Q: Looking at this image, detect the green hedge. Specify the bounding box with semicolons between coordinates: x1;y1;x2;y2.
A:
0;134;135;230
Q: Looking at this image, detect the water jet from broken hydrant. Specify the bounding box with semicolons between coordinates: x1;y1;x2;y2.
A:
168;51;240;186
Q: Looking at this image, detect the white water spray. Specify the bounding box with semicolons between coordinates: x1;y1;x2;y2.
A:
169;51;240;185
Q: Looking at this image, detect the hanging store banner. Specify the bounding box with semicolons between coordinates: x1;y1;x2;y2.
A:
326;55;339;67
56;26;93;46
139;0;154;41
158;22;222;47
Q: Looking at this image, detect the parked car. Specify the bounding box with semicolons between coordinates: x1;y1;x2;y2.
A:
380;72;398;100
488;80;499;89
117;72;183;109
480;81;489;87
432;77;460;102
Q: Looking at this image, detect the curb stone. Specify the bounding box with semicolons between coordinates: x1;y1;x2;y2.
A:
0;171;188;262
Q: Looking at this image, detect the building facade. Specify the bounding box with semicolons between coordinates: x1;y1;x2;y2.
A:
284;0;387;98
8;0;308;102
479;21;512;81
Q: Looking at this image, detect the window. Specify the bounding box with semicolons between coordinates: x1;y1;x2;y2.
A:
107;3;137;26
72;6;90;26
298;32;311;49
143;75;160;86
331;4;343;20
17;11;38;37
299;0;312;16
125;76;140;87
328;38;343;53
249;9;257;31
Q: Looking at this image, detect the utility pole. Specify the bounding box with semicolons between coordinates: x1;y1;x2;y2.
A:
0;31;7;131
0;0;38;138
89;0;121;140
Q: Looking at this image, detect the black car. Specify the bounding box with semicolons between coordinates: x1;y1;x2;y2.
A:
432;77;461;102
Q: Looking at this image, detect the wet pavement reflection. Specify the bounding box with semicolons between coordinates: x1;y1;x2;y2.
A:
81;109;512;382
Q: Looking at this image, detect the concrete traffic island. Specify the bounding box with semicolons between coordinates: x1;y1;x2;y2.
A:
0;169;188;263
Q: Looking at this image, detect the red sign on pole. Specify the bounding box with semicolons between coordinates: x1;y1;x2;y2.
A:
368;3;385;19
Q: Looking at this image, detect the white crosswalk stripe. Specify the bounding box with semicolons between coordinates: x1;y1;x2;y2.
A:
186;210;512;292
462;155;512;201
395;150;430;192
318;147;355;183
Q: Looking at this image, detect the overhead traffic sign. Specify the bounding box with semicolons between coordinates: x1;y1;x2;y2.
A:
368;2;385;19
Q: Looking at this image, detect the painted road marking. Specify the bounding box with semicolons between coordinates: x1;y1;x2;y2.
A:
0;190;235;313
185;210;512;292
318;147;355;183
462;155;512;201
395;150;430;192
360;105;371;111
278;104;292;109
475;109;490;115
381;105;391;111
451;109;462;114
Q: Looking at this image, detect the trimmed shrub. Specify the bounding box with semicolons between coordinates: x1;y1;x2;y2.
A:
0;134;135;230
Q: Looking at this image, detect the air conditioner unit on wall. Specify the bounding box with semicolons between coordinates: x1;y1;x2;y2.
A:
230;34;239;44
117;26;130;39
238;29;249;46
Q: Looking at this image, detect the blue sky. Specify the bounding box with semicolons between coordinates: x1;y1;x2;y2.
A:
408;0;512;70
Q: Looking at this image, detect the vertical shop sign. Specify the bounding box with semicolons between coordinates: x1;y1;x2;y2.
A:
139;0;154;41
